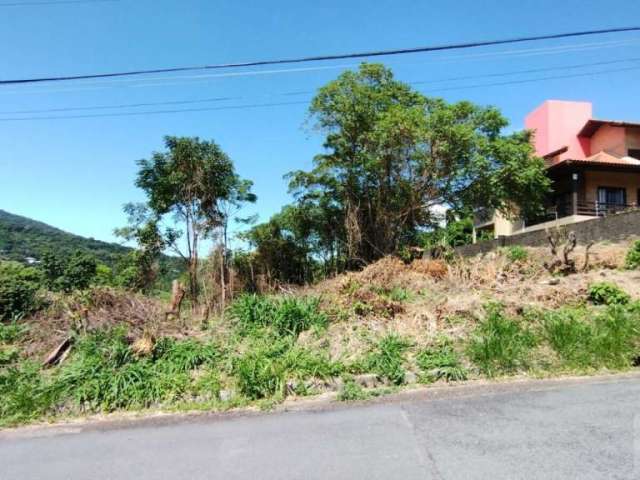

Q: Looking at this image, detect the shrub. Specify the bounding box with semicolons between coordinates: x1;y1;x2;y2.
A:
337;377;369;401
417;339;468;382
363;334;412;385
0;261;43;321
229;294;327;337
588;282;630;306
625;240;640;269
467;304;536;376
505;245;528;262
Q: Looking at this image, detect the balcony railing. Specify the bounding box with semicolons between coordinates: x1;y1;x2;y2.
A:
526;201;636;227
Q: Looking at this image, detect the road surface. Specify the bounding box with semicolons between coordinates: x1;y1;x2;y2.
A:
2;375;639;479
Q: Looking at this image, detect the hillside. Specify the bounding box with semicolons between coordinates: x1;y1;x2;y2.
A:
0;209;182;278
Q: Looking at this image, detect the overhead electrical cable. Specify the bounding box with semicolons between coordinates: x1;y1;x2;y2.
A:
2;56;639;115
1;26;639;86
2;37;638;96
1;63;638;122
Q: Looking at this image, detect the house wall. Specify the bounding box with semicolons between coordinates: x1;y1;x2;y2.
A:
583;170;640;205
455;209;640;257
524;100;592;162
590;125;627;157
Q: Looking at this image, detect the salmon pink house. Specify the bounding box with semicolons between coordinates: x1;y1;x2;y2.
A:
474;100;640;240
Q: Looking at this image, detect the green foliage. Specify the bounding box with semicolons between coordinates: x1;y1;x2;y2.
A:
624;240;640;269
134;136;255;298
416;339;468;382
280;63;549;266
0;320;28;343
41;251;98;292
504;245;528;262
0;361;48;426
42;330;220;414
337;377;369;401
467;304;536;376
0;261;43;320
229;294;327;337
543;305;640;369
420;217;474;249
363;334;412;385
588;282;630;306
233;332;341;400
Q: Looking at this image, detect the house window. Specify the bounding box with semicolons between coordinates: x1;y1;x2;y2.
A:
597;187;626;214
629;148;640;159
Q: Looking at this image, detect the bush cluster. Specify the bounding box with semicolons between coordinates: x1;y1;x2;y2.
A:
0;261;43;321
588;282;630;306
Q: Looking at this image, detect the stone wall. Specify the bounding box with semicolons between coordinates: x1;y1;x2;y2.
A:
455;209;640;257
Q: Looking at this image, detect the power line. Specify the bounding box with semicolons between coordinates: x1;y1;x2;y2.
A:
1;63;637;122
0;0;117;6
3;37;637;96
1;26;639;86
3;56;638;115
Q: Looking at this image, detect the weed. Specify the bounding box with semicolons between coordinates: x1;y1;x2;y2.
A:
0;319;28;343
588;282;630;306
624;240;640;269
337;377;369;401
504;245;528;262
467;304;536;376
229;294;327;337
417;339;468;382
543;305;640;369
363;334;412;385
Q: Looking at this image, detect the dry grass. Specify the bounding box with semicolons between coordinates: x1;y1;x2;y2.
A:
301;238;640;362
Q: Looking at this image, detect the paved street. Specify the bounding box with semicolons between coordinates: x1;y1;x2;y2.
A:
2;375;639;479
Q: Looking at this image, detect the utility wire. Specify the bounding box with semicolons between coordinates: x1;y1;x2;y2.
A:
1;26;639;86
1;63;638;122
3;56;639;115
3;37;637;96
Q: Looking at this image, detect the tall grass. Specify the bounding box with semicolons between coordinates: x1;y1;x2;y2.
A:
417;339;468;382
543;305;640;369
362;334;412;385
229;294;327;337
467;304;536;377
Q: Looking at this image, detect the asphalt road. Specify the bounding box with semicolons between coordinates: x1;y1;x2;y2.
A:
2;375;640;480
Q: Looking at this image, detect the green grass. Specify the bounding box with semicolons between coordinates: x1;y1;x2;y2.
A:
543;304;640;370
361;334;412;385
467;304;536;377
588;282;630;306
337;377;369;401
229;294;327;337
416;339;468;382
0;320;28;343
624;240;640;270
504;245;528;262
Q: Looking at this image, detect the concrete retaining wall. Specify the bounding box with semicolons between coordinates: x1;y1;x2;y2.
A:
455;209;640;257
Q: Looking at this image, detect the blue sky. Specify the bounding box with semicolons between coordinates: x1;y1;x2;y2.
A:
1;0;639;249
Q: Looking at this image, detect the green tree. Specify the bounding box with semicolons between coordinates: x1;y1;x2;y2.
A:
0;261;43;320
133;136;253;300
114;203;171;292
288;63;549;265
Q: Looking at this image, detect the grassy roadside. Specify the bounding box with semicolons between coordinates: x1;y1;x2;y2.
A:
2;284;639;429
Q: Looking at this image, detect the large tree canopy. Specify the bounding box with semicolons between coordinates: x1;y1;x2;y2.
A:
286;63;549;265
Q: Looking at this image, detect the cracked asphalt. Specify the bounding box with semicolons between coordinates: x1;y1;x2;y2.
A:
1;374;639;479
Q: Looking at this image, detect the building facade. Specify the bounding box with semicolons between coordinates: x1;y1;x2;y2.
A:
474;100;640;241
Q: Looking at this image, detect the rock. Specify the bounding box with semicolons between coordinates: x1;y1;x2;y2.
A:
354;373;381;389
403;371;418;384
219;389;235;402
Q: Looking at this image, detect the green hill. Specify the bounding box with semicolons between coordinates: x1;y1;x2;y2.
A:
0;209;183;281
